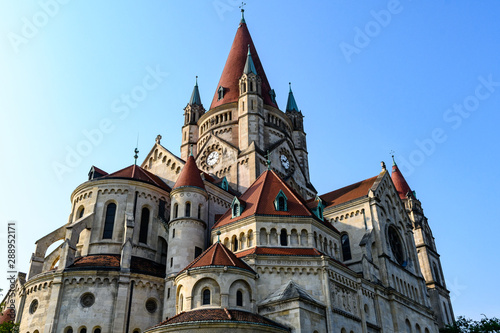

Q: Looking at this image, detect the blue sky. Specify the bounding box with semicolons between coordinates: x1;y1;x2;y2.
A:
1;0;499;320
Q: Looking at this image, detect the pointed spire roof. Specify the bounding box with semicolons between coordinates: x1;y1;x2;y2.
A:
172;155;205;191
179;241;255;274
189;76;202;106
391;156;413;200
243;45;257;74
210;18;278;109
286;82;299;112
98;164;171;192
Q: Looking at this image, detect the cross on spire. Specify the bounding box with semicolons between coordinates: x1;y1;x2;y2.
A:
239;2;246;23
265;150;271;170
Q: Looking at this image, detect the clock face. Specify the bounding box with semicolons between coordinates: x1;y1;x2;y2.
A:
280;154;290;170
207;151;219;166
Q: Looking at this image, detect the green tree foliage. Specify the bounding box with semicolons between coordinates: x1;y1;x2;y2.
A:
441;316;500;333
0;321;19;333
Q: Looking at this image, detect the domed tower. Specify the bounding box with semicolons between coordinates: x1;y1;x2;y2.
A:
391;156;454;328
166;153;208;275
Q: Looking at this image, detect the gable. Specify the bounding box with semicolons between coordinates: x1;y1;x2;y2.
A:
141;143;185;188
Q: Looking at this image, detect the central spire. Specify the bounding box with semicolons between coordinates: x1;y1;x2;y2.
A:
209;13;277;110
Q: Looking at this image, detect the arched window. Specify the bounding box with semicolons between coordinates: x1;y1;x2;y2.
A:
388;226;405;265
80;328;87;333
65;328;73;333
233;237;239;251
236;290;243;306
415;324;422;333
405;319;412;333
94;329;102;333
159;237;168;265
173;203;178;219
202;289;211;305
139;207;150;244
341;234;352;261
185;202;191;217
179;294;183;311
198;204;202;219
102;203;116;239
77;206;85;219
280;229;288;246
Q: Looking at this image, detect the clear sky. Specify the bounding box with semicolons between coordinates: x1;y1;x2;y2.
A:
1;0;499;320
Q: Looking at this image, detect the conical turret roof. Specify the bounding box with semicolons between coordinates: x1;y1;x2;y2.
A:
172;155;205;191
189;77;202;106
286;83;299;112
209;18;277;109
391;157;413;200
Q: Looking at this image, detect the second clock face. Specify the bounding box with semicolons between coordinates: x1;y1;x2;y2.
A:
281;154;290;170
207;151;219;166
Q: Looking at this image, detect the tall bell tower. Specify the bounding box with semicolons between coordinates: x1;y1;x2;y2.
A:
391;157;455;328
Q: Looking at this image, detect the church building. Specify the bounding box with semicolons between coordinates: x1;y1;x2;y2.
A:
5;9;453;333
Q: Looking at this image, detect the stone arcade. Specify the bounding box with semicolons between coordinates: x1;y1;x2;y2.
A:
5;10;454;333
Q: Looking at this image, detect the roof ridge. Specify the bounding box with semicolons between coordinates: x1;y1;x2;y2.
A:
219;242;238;267
252;170;271;214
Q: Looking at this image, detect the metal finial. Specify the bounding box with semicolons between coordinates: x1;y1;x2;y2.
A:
195;75;198;86
134;148;139;165
390;150;396;166
247;44;251;55
239;2;246;22
190;144;193;156
266;150;271;170
289;82;292;92
217;230;221;243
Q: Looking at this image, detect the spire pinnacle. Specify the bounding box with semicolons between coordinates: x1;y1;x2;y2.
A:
190;144;193;156
266;150;271;170
189;76;202;106
239;2;246;23
390;151;397;166
217;230;221;243
243;44;257;75
286;82;299;112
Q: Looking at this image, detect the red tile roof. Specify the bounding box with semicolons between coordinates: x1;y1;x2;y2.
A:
172;155;205;191
154;308;289;331
99;164;171;192
69;254;166;277
319;175;378;208
214;170;315;227
391;163;413;200
236;247;324;258
70;254;120;269
209;21;278;110
180;242;255;274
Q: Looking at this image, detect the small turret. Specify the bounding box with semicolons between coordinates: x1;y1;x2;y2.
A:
181;77;205;160
167;154;208;276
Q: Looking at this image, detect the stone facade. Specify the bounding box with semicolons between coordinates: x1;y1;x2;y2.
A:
5;11;454;333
